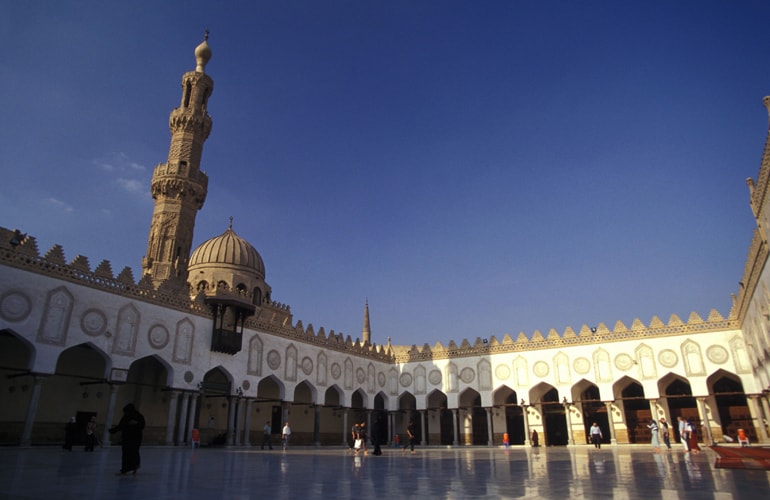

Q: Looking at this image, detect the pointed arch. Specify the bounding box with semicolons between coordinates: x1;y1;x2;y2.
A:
247;334;263;376
513;355;529;387
256;374;284;401
344;358;354;390
323;384;343;407
414;364;427;394
593;347;612;383
285;344;298;382
477;358;492;391
317;351;328;386
37;286;73;345
680;339;705;376
554;351;571;385
635;343;657;379
293;379;317;406
445;362;458;393
0;328;36;371
172;317;195;364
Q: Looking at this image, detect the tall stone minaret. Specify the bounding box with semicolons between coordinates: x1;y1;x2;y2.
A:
142;33;214;291
362;299;371;344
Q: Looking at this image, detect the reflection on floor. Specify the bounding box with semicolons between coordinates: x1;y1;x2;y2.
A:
1;444;769;499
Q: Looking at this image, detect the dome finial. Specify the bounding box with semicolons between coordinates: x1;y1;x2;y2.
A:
194;31;212;73
229;216;233;230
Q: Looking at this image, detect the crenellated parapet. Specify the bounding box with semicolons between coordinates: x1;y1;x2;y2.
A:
392;310;738;363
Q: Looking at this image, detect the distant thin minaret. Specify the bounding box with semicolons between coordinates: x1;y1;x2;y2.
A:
362;299;371;344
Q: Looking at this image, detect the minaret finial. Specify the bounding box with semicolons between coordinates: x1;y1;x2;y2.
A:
229;216;233;230
204;29;209;41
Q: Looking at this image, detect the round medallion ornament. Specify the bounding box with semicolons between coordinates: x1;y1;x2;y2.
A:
533;361;549;378
267;350;281;370
573;357;591;375
331;363;342;380
81;309;108;337
378;372;386;388
0;291;31;322
658;349;678;368
399;372;413;387
184;371;194;383
356;368;366;384
495;364;511;380
301;356;314;375
147;324;169;348
706;345;729;365
428;369;442;385
614;354;634;371
460;367;475;384
242;380;250;391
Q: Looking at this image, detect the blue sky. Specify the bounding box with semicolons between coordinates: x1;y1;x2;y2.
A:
1;1;768;347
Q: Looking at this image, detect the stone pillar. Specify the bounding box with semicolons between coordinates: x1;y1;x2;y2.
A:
695;397;714;445
604;402;617;445
388;411;394;446
314;406;321;447
20;375;45;447
235;397;245;446
282;402;290;424
485;407;493;446
522;406;531;446
420;410;427;446
176;392;190;445
102;384;119;447
760;394;770;442
366;410;372;445
226;397;236;446
749;395;770;443
243;399;253;446
452;409;460;446
343;409;349;446
165;390;180;445
564;403;575;445
187;392;199;444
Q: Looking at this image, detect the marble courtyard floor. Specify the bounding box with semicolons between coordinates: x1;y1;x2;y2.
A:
1;444;768;499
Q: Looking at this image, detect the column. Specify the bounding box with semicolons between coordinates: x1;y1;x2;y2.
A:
564;403;575;445
165;390;180;445
234;397;244;446
603;402;617;445
696;397;714;445
314;406;321;447
342;409;349;446
186;392;199;444
366;410;372;445
522;405;531;446
102;384;119;447
176;392;190;445
282;402;290;424
243;399;253;446
760;394;770;442
452;409;460;446
20;375;45;447
419;410;426;446
749;395;770;443
484;408;493;446
226;397;236;446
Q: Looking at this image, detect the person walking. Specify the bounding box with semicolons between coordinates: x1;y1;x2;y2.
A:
62;416;77;451
589;422;603;449
261;420;273;450
659;417;671;451
84;416;99;452
648;419;661;453
402;419;416;454
686;419;700;455
281;422;291;451
678;416;689;452
109;403;145;475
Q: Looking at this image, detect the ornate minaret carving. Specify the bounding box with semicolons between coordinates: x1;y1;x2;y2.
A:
142;33;214;291
362;299;371;345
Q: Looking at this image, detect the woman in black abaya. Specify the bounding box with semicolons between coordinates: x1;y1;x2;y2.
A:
109;403;146;475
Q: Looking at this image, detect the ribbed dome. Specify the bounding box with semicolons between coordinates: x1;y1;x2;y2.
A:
188;225;265;279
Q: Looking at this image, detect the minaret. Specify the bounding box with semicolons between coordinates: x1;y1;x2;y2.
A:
142;33;214;291
362;299;371;344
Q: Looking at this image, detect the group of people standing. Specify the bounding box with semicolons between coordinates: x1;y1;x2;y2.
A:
648;416;700;453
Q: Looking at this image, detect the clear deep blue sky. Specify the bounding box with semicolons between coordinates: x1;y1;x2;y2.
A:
2;1;768;347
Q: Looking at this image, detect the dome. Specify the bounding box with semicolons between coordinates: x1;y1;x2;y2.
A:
194;32;212;73
188;223;265;279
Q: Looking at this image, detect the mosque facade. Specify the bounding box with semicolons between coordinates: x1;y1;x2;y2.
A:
2;38;770;449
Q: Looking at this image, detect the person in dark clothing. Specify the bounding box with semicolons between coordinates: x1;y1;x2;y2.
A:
109;403;146;475
402;419;416;454
261;420;273;450
372;416;382;456
62;416;77;451
84;416;99;452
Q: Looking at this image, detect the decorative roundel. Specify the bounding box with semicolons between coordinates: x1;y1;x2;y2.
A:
658;349;678;368
241;380;250;391
428;369;442;386
614;354;634;371
184;371;194;383
573;357;591;375
460;367;475;384
331;363;342;380
147;324;170;349
399;372;413;387
81;309;108;337
301;357;314;375
0;291;32;322
533;361;549;378
267;350;281;370
706;345;729;365
356;368;366;384
378;372;386;388
495;364;511;380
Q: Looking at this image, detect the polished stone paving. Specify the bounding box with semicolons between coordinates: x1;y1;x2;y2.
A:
1;444;769;499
